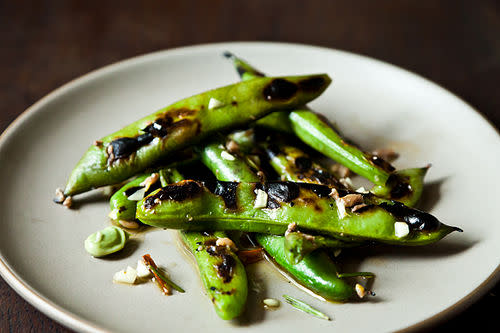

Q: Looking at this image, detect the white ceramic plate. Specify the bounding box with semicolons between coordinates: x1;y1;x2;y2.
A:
1;42;499;333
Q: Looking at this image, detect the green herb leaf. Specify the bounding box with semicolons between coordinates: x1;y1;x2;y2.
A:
282;294;330;320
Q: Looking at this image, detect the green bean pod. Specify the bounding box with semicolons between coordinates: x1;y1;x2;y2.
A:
63;74;331;196
199;140;358;301
256;234;354;302
224;52;427;206
181;231;247;320
137;181;459;245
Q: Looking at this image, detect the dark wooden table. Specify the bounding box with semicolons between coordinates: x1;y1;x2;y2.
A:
1;1;498;331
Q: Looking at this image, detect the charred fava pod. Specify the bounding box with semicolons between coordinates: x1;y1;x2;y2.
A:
62;74;331;196
181;231;247;320
137;181;460;245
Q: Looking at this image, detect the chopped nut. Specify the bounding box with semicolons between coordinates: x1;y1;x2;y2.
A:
113;266;137;284
336;198;347;219
118;220;140;229
329;188;340;200
136;259;152;278
216;237;237;251
339;194;364;208
53;188;65;204
140;173;159;191
263;298;280;308
208;97;224;110
355;283;366;298
372;148;399;163
254;189;268;209
285;222;297;236
394;222;410;238
225;140;239;154
351;203;368;212
62;196;73;209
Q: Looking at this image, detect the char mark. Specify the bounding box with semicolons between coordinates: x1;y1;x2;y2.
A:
206;246;236;283
205;181;239;210
263;79;298;101
379;201;441;231
143;180;203;209
298;77;326;92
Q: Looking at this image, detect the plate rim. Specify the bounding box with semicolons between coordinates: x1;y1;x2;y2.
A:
0;41;499;333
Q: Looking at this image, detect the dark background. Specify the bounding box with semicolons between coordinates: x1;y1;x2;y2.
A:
0;0;498;331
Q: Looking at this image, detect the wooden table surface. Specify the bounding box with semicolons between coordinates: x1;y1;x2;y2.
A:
1;1;498;331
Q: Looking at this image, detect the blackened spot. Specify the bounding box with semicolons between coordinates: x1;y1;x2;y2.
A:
143;180;203;209
204;239;217;246
210;286;216;291
379;201;441;232
206;246;236;283
118;206;127;213
263;79;298;101
110;134;153;160
145;180;162;196
368;154;395;173
298;183;336;198
391;180;412;199
231;100;238;106
298;77;326;92
123;186;144;197
295;157;312;170
266;182;301;203
265;144;282;159
290;202;295;207
209;181;239;210
142;118;173;137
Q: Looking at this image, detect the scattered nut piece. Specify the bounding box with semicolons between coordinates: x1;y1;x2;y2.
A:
136;259;152;278
254;189;268;209
394;222;410;238
329;188;340;200
118;220;140;229
208;97;224;110
355;283;366;298
216;237;238;251
62;196;73;209
285;222;297;236
113;266;137;284
336;198;347;219
333;249;342;257
225;140;239;154
339;194;364;208
263;298;280;308
54;188;66;204
127;187;147;201
140;173;159;191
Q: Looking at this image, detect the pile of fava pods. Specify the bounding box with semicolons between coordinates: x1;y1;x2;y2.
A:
55;52;462;321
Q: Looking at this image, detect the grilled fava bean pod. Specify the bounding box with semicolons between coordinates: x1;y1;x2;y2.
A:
199;139;358;301
62;74;331;196
256;234;355;302
225;52;427;207
181;231;247;320
137;180;460;245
